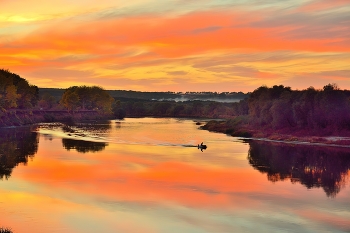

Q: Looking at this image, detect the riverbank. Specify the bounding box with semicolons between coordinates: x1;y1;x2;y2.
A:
201;118;350;147
0;110;113;127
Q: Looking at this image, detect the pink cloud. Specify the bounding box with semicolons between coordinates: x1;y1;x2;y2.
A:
1;6;349;91
298;0;350;12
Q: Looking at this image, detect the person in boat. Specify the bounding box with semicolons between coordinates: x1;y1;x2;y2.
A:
198;142;207;151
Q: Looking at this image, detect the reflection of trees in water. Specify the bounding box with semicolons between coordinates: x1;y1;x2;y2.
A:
0;127;39;179
72;121;111;133
62;139;107;153
61;121;111;137
247;140;350;197
61;121;109;153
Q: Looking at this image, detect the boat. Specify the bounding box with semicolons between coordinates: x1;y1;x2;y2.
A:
198;142;207;152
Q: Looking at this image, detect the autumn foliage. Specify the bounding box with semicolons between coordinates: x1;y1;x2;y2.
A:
0;69;39;111
60;85;114;113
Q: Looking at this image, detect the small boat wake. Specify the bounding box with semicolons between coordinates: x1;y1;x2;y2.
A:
35;123;208;151
183;142;208;151
35;123;108;143
182;145;198;147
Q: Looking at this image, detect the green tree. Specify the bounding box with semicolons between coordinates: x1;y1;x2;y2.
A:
91;86;114;113
60;89;80;111
60;85;114;113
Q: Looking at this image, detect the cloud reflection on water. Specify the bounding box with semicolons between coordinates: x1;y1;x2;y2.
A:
0;119;349;233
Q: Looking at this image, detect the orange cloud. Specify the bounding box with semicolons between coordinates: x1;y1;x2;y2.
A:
19;151;268;210
1;5;349;91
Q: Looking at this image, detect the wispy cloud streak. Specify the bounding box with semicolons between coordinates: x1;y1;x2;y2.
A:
0;0;349;91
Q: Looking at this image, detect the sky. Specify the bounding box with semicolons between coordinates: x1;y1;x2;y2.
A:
0;0;349;92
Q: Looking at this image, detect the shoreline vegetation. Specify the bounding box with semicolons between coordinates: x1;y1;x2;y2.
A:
200;84;350;147
1;68;350;147
201;119;350;147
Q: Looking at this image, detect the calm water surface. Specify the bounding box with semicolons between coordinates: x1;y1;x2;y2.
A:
0;118;349;233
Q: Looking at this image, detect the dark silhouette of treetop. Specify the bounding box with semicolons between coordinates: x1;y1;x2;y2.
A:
62;139;107;153
323;83;339;91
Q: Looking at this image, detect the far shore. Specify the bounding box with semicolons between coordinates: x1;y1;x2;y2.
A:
200;119;350;147
2;112;350;148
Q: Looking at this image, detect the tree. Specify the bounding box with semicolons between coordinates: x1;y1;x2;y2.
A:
91;86;114;113
60;89;80;111
270;94;295;129
4;85;19;109
60;85;114;113
0;69;38;110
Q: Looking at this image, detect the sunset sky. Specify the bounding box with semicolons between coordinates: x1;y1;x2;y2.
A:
1;0;349;92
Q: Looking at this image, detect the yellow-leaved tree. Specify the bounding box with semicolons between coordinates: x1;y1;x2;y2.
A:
60;86;114;113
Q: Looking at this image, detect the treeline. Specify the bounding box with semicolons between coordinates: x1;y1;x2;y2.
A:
108;90;248;101
108;90;178;100
247;84;350;133
0;69;120;126
3;69;349;135
0;68;237;120
38;88;178;101
0;69;39;111
118;98;235;118
203;84;350;137
0;69;116;114
38;90;241;119
39;88;249;102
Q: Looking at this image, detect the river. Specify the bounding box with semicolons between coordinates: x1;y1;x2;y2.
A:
0;118;349;233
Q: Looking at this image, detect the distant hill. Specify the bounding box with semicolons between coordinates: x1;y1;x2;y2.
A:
39;88;249;102
39;88;65;101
